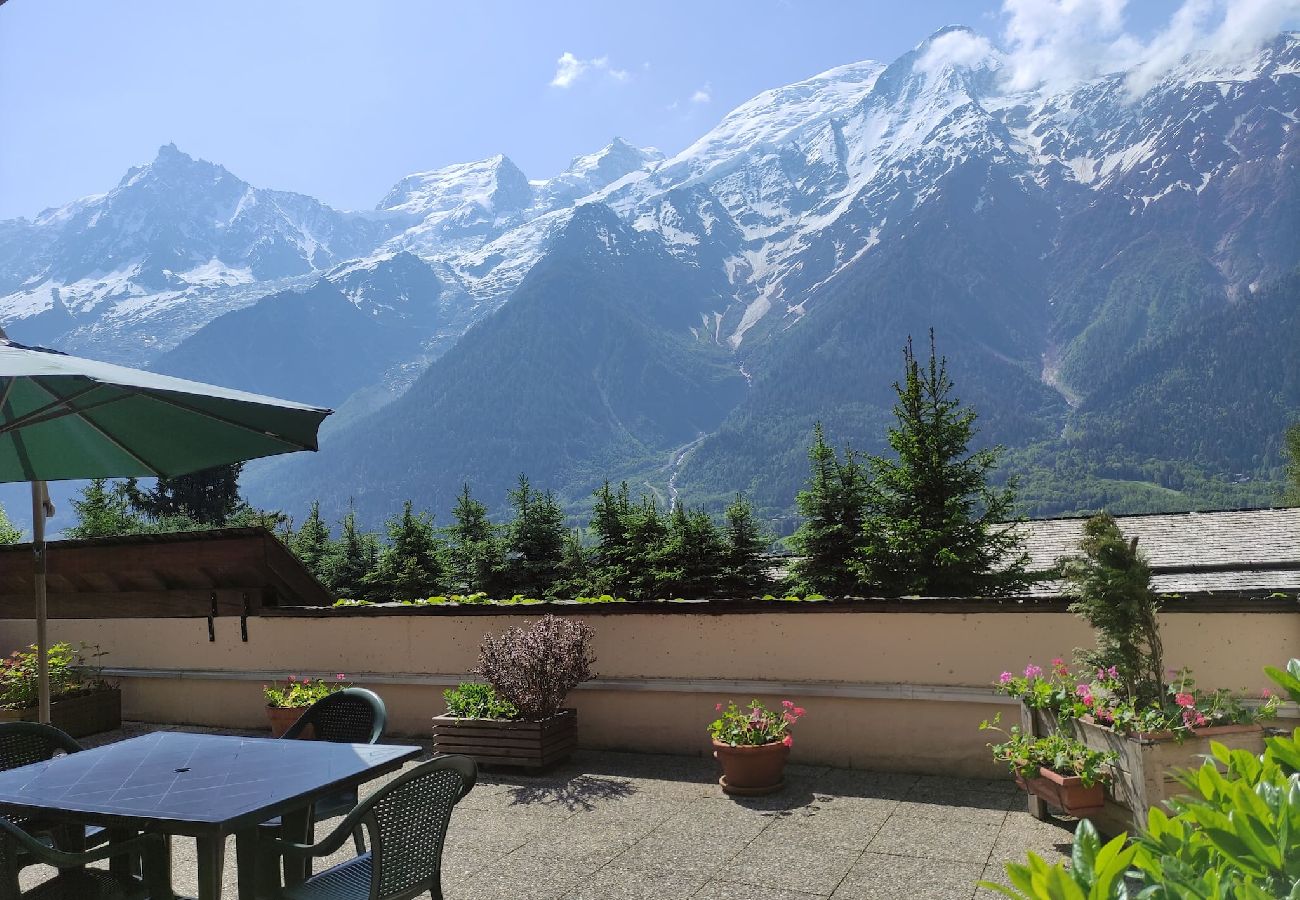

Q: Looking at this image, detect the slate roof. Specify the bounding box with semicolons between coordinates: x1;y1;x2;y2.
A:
1021;507;1300;597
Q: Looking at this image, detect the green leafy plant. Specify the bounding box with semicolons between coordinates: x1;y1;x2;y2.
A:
980;713;1116;787
709;699;805;748
263;673;350;708
0;643;110;709
443;682;519;720
980;819;1136;899
985;659;1300;898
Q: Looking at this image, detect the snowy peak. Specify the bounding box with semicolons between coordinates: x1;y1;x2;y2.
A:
535;137;664;207
378;154;533;218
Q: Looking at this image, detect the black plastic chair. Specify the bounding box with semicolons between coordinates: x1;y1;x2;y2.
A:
260;755;476;900
0;817;172;900
264;689;388;862
0;723;112;863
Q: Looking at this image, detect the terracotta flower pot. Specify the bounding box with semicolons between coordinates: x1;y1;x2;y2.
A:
266;705;314;739
712;739;789;796
1015;766;1105;816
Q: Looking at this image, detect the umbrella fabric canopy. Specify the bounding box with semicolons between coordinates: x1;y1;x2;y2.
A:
0;336;331;722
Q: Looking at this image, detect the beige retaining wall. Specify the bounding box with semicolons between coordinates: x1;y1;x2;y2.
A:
0;607;1293;777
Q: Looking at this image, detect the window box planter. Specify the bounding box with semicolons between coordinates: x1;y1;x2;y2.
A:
1024;705;1266;833
431;708;577;768
712;739;789;796
0;687;121;738
1014;766;1105;817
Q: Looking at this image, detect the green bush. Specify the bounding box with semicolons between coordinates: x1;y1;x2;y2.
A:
443;682;519;720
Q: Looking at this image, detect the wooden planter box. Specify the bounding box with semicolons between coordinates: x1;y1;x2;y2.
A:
1024;705;1266;833
0;688;121;738
432;708;577;768
1015;766;1106;817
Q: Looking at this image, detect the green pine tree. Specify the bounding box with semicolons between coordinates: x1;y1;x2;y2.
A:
367;500;445;601
789;424;870;595
1061;512;1164;706
288;501;335;587
445;485;506;595
1285;421;1300;505
588;482;667;599
66;479;145;539
719;494;772;598
0;503;21;544
127;463;244;526
857;332;1029;597
550;528;591;599
327;505;381;602
505;475;567;597
656;502;726;598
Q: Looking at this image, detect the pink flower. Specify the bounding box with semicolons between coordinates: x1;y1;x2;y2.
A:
337;673;346;681
1261;689;1272;699
715;703;723;711
749;708;765;724
1024;664;1043;679
782;735;793;747
782;700;794;709
792;707;806;717
287;674;297;682
1083;694;1095;708
1107;666;1119;679
783;712;797;724
1175;692;1195;709
999;672;1013;684
1075;684;1091;697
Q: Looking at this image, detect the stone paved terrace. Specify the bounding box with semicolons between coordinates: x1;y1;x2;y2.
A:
18;723;1077;900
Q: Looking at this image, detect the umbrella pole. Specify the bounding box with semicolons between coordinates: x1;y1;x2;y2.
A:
31;480;50;725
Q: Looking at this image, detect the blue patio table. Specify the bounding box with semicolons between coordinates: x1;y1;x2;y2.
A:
0;730;421;900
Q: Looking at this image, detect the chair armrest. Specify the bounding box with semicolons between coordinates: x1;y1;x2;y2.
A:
0;818;160;868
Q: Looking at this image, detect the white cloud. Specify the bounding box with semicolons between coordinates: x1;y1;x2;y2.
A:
690;83;712;104
549;51;630;89
996;0;1300;95
915;29;999;75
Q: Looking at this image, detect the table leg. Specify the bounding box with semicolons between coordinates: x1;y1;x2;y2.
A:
196;834;225;900
234;829;261;900
280;806;313;888
105;827;135;877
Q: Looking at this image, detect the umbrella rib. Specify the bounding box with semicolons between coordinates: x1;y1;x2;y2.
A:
23;379;167;475
0;377;14;413
143;391;317;452
0;382;107;435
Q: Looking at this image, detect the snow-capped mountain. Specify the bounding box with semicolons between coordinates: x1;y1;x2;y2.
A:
2;25;1297;522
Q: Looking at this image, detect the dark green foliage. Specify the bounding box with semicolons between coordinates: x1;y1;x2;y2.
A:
1060;512;1164;706
287;501;334;587
1286;422;1300;505
66;479;145;539
445;485;507;596
549;528;591;600
719;494;772;597
656;502;726;598
365;500;444;602
504;475;567;598
857;333;1029;597
327;506;381;602
789;424;870;595
127;463;244;526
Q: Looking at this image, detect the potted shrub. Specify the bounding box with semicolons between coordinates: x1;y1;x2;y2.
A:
263;674;350;737
982;713;1115;816
432;615;595;768
0;643;120;737
709;699;804;796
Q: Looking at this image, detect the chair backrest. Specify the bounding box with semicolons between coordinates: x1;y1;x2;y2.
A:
362;755;476;900
283;688;387;744
0;722;82;772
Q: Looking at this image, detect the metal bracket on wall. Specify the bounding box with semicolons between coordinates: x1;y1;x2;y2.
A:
240;592;250;642
207;591;217;642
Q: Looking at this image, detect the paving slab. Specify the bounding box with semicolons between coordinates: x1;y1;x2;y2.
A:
15;724;1071;900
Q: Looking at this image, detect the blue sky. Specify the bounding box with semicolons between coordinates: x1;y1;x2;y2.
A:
0;0;1199;219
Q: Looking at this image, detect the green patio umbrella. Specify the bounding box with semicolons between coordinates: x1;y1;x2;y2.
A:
0;333;331;723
